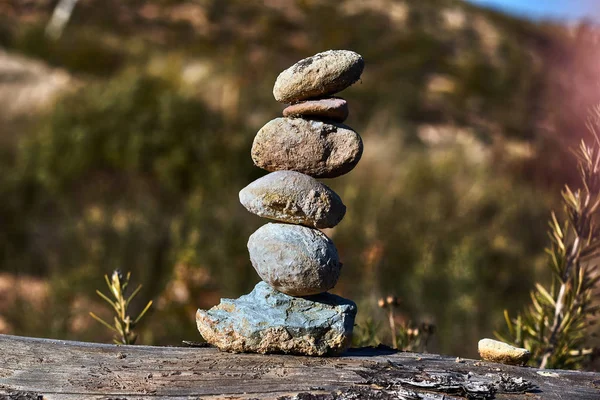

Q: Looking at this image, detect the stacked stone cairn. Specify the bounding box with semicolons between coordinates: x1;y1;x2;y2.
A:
196;50;364;356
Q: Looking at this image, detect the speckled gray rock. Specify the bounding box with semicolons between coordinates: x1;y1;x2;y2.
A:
273;50;364;103
239;171;346;228
248;223;341;296
196;281;357;356
251;118;363;178
478;339;531;365
283;97;349;122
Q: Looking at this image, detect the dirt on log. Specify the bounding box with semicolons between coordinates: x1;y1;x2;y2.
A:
0;334;598;399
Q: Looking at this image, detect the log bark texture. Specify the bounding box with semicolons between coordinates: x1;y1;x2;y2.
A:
0;334;598;399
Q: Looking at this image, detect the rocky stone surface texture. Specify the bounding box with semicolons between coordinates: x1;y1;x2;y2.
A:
283;97;349;122
478;338;531;366
273;50;364;103
239;171;346;228
197;49;364;355
196;282;357;356
248;223;342;296
252;118;363;179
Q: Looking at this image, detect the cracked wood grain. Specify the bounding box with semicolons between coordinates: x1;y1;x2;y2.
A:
0;334;598;399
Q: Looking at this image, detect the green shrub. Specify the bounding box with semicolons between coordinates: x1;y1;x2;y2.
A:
13;24;125;76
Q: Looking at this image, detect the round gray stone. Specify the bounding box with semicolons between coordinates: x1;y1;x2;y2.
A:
239;171;346;229
247;223;342;296
196;281;357;356
273;50;364;103
251;118;363;178
282;97;349;122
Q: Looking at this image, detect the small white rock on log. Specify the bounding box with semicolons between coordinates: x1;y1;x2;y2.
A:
478;338;531;365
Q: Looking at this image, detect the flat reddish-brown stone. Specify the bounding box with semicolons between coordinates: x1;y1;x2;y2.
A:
283;98;349;122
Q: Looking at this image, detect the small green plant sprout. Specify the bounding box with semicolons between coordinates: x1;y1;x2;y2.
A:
497;108;600;369
378;295;435;352
89;270;153;345
352;318;381;348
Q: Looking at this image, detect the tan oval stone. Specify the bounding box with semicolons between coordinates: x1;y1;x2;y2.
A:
239;171;346;228
251;118;363;178
273;50;364;103
478;338;531;365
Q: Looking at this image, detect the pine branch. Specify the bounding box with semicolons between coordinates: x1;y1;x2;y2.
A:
499;107;600;369
89;270;153;345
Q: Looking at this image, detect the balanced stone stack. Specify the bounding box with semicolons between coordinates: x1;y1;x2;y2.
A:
196;50;364;356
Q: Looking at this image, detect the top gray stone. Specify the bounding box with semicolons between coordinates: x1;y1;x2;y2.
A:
273;50;364;103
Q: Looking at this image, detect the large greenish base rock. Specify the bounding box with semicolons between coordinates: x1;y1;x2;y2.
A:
196;282;357;356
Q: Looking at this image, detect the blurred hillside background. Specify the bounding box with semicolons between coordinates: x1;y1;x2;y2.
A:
0;0;599;363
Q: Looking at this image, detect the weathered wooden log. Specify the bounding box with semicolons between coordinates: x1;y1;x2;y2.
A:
0;334;598;399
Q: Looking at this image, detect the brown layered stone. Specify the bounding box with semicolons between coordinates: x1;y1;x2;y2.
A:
283;97;349;122
251;117;363;179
